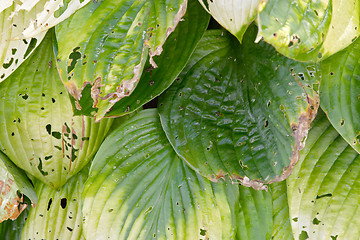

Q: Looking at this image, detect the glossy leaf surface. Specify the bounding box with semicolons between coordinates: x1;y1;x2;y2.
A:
320;36;360;154
258;0;360;62
56;0;187;120
22;169;87;240
0;30;113;188
106;0;210;117
159;27;319;189
0;152;36;223
82;109;240;240
198;0;260;42
288;111;360;240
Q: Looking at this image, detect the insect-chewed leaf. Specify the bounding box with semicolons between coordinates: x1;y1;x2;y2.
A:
22;169;87;240
257;0;360;62
56;0;187;120
158;26;320;190
198;0;261;42
0;0;91;83
0;151;36;223
320;36;360;154
288;111;360;240
82;109;242;240
0;29;113;189
105;0;210;118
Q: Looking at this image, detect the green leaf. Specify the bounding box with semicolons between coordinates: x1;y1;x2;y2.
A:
198;0;261;42
56;0;187;120
271;181;294;240
288;111;360;240
320;36;360;154
0;151;36;222
237;186;273;239
22;169;87;240
258;0;360;62
0;0;91;82
158;27;320;189
0;207;29;240
105;0;210;117
82;109;240;239
0;29;113;188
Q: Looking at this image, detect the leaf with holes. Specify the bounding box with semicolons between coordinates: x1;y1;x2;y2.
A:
198;0;261;42
271;181;294;240
0;0;91;83
257;0;360;62
82;109;240;240
0;151;37;223
320;36;360;154
22;169;87;240
0;29;113;189
56;0;187;120
105;0;210;117
158;26;320;189
288;111;360;240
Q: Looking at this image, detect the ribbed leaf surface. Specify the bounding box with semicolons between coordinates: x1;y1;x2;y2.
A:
258;0;360;62
288;111;360;239
320;36;360;154
198;0;260;42
0;30;113;188
0;152;36;223
236;186;273;239
82;109;240;240
22;170;87;240
105;0;210;117
271;181;294;240
158;27;319;189
56;0;187;120
0;0;91;82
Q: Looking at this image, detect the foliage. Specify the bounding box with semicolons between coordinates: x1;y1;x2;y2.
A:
0;0;359;239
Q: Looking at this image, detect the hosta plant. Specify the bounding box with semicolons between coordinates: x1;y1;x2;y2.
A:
0;0;359;239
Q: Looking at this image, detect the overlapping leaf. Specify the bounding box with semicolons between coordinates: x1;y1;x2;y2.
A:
0;207;29;240
257;0;360;62
320;36;360;154
0;0;91;82
82;109;241;239
0;30;113;188
105;0;210;117
271;181;294;240
198;0;261;42
158;27;319;189
288;111;360;239
0;152;36;223
22;169;87;240
56;0;187;120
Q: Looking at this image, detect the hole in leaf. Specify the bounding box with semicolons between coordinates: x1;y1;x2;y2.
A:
47;198;52;211
312;217;320;225
200;229;207;236
60;198;67;209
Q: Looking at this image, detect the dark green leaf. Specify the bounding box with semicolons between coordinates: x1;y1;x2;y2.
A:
158;26;320;189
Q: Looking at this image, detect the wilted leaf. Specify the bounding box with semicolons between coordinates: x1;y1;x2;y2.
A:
82;109;240;239
288;111;360;239
105;0;210;117
198;0;261;42
0;0;91;83
258;0;360;62
56;0;187;120
22;169;87;240
158;26;319;189
0;151;36;223
0;29;113;188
